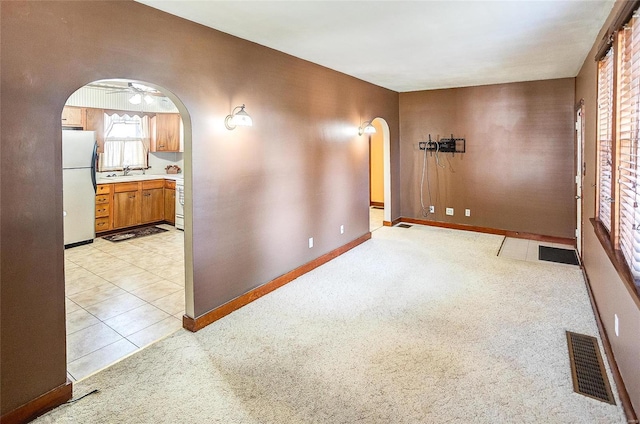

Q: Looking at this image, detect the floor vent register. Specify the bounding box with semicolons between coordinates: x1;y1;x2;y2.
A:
566;331;615;404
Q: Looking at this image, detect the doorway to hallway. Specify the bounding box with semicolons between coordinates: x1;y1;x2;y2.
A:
368;117;390;231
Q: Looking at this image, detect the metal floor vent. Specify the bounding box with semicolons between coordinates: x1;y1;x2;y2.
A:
397;224;412;228
566;331;615;404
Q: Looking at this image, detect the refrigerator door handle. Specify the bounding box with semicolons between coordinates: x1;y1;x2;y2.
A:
91;142;97;192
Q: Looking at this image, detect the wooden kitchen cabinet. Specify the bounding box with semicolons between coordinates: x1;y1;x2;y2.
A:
98;179;175;233
95;184;112;233
85;108;105;153
113;182;140;229
62;106;85;128
151;113;182;152
164;180;176;225
141;180;165;223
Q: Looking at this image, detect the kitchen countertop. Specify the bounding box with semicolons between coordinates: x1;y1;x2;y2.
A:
96;174;184;184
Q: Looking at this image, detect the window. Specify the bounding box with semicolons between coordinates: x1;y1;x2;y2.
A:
597;50;614;232
617;18;640;281
98;113;150;171
596;10;640;286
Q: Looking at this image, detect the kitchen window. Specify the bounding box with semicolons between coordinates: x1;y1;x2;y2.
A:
98;113;150;171
595;8;640;291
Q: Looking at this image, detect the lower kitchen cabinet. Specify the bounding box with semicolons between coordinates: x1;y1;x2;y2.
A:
164;180;176;225
95;184;112;233
141;180;165;223
98;179;176;234
113;182;140;229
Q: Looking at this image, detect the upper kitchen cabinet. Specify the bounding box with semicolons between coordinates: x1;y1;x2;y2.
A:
151;113;182;152
61;106;85;128
85;108;105;153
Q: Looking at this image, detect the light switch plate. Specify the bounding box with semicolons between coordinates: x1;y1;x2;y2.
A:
309;237;314;248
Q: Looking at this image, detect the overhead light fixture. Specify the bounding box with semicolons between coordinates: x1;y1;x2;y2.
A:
129;93;142;105
129;93;154;105
358;120;376;136
225;104;253;130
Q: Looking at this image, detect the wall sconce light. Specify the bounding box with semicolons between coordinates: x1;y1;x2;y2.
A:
225;104;253;130
358;120;376;136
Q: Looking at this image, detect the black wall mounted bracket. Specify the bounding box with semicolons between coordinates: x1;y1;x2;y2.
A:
419;134;466;154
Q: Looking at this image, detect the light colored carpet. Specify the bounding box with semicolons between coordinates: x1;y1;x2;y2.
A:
36;225;626;423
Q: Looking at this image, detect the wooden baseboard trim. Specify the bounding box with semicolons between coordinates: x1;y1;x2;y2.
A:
580;267;638;422
183;232;372;332
370;201;384;208
383;218;401;227
1;380;72;424
399;217;575;245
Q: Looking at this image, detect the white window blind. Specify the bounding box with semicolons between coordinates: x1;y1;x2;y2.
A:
617;15;640;281
598;49;615;231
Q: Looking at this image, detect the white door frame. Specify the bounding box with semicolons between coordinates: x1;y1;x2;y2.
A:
372;117;391;223
576;100;585;258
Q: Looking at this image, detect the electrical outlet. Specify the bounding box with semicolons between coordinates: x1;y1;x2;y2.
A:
309;237;314;248
429;205;435;214
465;209;471;217
340;225;344;234
615;314;619;336
446;207;454;216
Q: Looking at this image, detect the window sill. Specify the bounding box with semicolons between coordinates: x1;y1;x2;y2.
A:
590;218;640;309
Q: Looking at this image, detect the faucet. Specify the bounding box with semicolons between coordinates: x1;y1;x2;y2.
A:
123;165;131;176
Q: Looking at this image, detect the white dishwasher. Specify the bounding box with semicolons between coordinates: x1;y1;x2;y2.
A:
175;179;184;230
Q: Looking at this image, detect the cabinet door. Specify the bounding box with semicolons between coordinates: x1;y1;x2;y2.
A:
141;188;164;223
113;191;140;229
164;188;175;225
152;113;182;152
85;108;105;153
61;106;85;128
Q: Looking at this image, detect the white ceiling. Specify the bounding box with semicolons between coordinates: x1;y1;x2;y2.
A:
136;0;614;92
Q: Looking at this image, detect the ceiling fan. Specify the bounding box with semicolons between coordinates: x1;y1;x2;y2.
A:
103;82;162;105
85;80;177;110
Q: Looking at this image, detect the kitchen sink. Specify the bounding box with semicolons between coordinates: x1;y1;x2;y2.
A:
97;174;162;183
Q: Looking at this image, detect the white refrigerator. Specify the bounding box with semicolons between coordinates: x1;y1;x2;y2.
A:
63;130;97;247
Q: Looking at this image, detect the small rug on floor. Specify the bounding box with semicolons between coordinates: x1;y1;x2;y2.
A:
102;226;168;242
539;246;579;265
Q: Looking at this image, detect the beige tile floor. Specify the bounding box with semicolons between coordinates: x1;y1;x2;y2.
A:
498;237;579;266
64;224;185;382
370;206;384;232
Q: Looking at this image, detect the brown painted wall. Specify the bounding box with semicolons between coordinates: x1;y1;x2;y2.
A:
576;0;640;412
399;79;576;238
0;0;399;415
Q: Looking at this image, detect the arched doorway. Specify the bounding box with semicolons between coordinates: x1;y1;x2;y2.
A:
369;117;391;231
61;79;193;382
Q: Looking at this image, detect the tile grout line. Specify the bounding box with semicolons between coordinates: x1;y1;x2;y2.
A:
64;228;186;378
